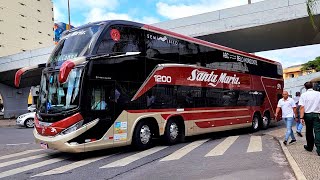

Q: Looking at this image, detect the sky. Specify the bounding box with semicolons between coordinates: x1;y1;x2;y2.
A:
52;0;320;68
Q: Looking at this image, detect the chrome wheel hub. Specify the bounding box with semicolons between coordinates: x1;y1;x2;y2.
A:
262;116;269;126
169;122;179;140
26;119;34;128
253;117;259;129
140;125;151;144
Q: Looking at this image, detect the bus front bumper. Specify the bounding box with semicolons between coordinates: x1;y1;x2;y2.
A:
33;129;86;153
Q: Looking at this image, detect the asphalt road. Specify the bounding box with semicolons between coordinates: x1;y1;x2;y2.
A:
0;122;295;180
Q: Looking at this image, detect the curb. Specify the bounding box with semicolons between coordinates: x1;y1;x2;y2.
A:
279;140;307;180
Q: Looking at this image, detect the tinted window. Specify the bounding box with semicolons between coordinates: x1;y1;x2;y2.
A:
96;25;145;55
145;32;179;63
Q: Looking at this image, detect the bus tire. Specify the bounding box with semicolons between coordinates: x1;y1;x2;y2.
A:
132;121;153;150
251;114;260;132
261;112;270;130
163;119;185;145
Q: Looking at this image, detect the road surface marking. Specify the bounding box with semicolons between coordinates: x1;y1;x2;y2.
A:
0;154;47;168
0;149;43;160
100;146;167;168
0;157;65;178
32;156;108;177
6;143;31;146
247;136;262;153
160;139;209;161
205;136;239;156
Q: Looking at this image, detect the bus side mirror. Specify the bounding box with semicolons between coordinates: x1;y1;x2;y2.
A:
59;60;75;83
14;69;25;87
14;66;38;87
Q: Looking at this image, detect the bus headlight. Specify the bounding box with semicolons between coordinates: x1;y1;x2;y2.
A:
60;120;83;135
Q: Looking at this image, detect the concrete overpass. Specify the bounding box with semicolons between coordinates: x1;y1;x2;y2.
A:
154;0;320;52
1;0;320;118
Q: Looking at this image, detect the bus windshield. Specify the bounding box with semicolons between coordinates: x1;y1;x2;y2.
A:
38;68;83;114
49;24;103;66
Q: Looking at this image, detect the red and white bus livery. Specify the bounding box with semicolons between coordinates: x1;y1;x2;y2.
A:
15;20;283;152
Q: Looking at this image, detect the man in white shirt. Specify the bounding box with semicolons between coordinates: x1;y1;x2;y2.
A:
299;82;320;156
275;91;297;145
293;92;303;137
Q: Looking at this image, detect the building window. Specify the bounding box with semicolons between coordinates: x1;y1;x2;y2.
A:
22;49;26;52
37;9;41;12
48;34;51;36
290;74;294;78
19;14;26;17
38;20;42;23
20;26;26;29
20;37;26;40
0;20;3;22
307;71;312;74
38;31;42;34
39;42;43;44
52;17;54;21
19;2;26;6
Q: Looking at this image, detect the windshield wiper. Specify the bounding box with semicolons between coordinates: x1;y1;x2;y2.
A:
88;52;141;60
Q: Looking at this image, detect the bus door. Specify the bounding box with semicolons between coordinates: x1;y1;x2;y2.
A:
260;77;283;116
83;80;117;146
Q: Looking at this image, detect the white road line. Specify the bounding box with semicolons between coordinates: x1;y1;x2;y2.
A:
6;143;31;146
0;149;43;160
32;156;108;177
0;157;65;179
100;146;167;168
160;139;209;162
0;154;47;168
247;136;262;153
205;136;239;157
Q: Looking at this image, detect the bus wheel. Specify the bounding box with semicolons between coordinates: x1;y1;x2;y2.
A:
251;115;260;132
164;119;185;145
132;121;153;150
261;114;270;130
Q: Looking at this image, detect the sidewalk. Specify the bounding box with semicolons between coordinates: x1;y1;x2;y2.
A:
267;126;320;180
0;118;16;127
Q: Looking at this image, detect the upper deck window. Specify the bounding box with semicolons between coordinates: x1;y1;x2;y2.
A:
48;24;103;67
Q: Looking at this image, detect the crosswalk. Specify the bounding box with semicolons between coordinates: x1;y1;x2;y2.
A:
0;135;266;179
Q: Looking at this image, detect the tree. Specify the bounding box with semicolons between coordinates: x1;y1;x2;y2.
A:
301;56;320;71
307;0;319;30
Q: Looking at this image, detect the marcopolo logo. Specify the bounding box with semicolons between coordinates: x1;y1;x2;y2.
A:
187;69;240;87
146;33;179;45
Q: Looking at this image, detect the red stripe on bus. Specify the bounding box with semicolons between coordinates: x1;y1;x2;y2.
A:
35;113;83;136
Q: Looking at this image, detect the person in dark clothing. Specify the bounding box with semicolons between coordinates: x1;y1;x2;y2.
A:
299;82;320;156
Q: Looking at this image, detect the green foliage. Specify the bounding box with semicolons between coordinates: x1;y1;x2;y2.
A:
307;0;319;30
302;56;320;71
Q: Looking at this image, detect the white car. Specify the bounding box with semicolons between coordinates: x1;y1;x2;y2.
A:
16;112;36;128
28;104;36;112
0;108;3;116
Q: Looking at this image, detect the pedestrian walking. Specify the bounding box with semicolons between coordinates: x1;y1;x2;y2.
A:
293;92;303;137
298;82;320;156
275;91;297;145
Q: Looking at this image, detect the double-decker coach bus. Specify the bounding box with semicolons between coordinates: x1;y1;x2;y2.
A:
15;20;283;152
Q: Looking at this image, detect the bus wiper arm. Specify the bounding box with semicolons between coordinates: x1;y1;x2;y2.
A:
88;52;141;60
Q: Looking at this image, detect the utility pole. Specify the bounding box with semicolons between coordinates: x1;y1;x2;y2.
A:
68;0;71;29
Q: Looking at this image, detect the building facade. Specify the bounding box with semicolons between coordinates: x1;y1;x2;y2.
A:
283;64;316;80
0;0;54;57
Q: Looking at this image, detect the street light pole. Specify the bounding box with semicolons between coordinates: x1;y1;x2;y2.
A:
68;0;71;29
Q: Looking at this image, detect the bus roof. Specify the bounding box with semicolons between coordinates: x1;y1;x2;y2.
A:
71;20;281;66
